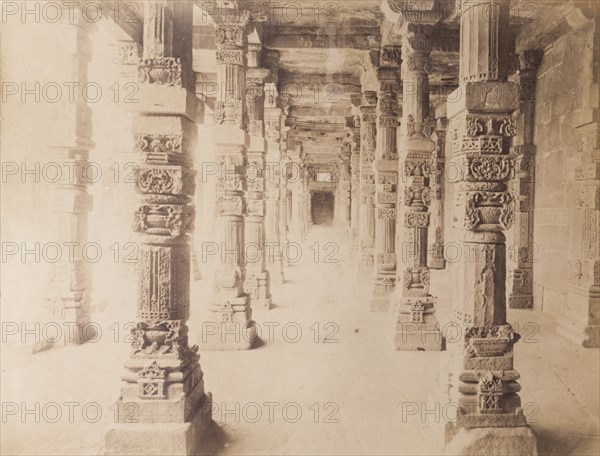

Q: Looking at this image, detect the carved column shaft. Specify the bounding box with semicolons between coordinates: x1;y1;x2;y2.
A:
302;167;311;236
337;145;352;230
393;22;442;350
508;50;543;309
288;145;305;242
428;115;448;269
445;0;531;440
371;58;400;311
279;125;291;261
208;8;257;349
349;109;362;244
357;91;378;275
264;84;284;284
105;2;212;454
245;62;272;309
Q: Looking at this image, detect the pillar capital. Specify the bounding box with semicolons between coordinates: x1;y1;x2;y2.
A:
387;0;450;24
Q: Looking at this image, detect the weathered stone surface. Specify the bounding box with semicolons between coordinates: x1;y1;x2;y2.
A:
445;425;537;456
104;393;213;456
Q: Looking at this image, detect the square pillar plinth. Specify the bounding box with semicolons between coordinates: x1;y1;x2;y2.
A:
201;295;258;351
104;393;213;456
445;425;537;456
393;297;443;351
370;274;396;312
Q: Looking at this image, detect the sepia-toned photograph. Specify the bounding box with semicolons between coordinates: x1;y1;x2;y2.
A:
1;0;598;455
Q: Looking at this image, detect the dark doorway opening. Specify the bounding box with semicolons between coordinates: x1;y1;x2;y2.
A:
311;191;335;226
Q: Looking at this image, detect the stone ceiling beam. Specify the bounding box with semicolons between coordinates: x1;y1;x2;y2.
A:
264;26;381;49
290;106;354;117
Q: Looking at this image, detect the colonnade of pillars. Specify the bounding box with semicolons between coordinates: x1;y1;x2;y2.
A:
39;0;551;454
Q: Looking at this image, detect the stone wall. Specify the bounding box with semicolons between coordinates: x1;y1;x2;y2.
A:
532;10;599;346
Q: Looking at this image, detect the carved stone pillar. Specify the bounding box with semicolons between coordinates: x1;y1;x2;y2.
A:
357;91;378;276
288;144;305;242
349;101;362;246
371;50;401;312
264;83;285;285
302;166;311;237
104;3;212;454
508;50;543;309
428;114;448;270
337;144;352;231
279;124;291;262
245;54;271;309
206;7;257;349
43;5;95;346
442;0;537;452
391;21;442;350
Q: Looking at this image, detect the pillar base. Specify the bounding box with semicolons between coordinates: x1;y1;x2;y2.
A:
394;323;443;351
429;257;446;270
394;296;443;350
34;308;96;352
104;393;213;456
200;320;258;351
270;271;285;286
202;295;258;350
556;321;600;348
370;289;393;312
370;296;391;312
370;274;395;312
444;425;537;456
428;241;446;270
253;296;272;310
355;253;374;280
267;257;285;286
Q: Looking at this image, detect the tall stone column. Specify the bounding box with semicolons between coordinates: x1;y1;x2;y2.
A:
370;48;400;312
428;114;448;270
349;101;362;246
279;124;291;263
336;144;352;231
264;83;285;285
302;167;311;237
357;91;378;277
245;50;271;309
104;2;212;454
43;5;95;346
508;50;543;309
391;19;442;350
206;7;257;349
443;0;537;452
288;145;305;242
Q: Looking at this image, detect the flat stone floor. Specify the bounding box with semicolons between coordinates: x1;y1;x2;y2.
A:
1;226;599;455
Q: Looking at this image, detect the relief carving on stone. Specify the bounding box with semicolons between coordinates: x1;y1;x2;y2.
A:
477;371;503;413
134;204;194;236
138;58;182;86
137;360;167;399
137;167;194;196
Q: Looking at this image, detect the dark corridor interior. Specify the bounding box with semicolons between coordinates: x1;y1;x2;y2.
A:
311;191;334;226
